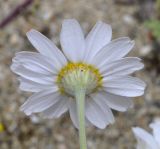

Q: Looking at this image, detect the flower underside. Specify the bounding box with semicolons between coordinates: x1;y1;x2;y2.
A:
56;62;103;96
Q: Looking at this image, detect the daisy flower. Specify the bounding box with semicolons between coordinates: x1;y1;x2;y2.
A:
11;19;145;149
132;122;160;149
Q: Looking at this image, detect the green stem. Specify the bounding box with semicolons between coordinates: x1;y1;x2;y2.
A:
75;89;87;149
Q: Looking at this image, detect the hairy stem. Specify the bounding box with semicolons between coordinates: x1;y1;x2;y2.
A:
75;89;87;149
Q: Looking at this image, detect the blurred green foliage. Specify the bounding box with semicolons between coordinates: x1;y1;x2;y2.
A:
144;20;160;39
156;0;160;17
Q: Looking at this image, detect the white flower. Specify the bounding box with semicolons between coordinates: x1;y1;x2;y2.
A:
132;122;160;149
11;19;146;129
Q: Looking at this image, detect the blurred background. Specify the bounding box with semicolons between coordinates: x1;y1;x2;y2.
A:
0;0;160;148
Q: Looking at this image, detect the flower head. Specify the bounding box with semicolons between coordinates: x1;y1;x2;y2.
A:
132;122;160;149
11;19;146;129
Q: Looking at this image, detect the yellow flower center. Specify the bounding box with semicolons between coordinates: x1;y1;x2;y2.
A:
56;62;103;96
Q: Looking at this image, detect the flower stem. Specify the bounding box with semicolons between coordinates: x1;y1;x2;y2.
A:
75;88;87;149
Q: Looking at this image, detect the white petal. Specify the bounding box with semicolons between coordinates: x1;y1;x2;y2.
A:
12;51;58;74
84;21;112;63
103;76;146;97
42;96;69;119
85;98;112;129
69;99;91;129
91;91;133;112
60;19;85;62
18;77;53;92
132;127;159;149
11;63;55;85
99;57;144;77
69;100;79;128
26;29;67;68
91;95;115;123
150;122;160;147
20;87;60;115
91;37;134;65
